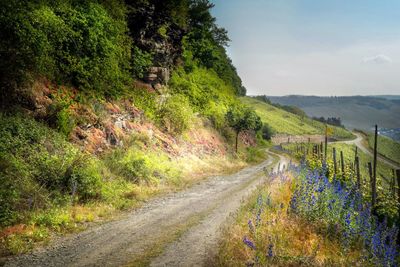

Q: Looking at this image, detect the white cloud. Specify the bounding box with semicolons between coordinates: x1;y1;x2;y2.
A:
363;54;392;64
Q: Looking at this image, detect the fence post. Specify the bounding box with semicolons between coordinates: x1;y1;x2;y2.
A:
333;148;337;177
392;169;396;198
396;169;400;244
355;156;361;189
324;128;328;162
373;125;378;192
368;162;376;210
340;151;345;176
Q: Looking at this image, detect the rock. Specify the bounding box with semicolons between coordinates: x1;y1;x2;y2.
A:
145;67;170;85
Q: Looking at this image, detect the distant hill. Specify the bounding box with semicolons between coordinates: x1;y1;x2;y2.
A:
241;97;354;140
267;95;400;131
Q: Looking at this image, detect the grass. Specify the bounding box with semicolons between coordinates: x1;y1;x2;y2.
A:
215;171;367;266
241;97;354;140
367;133;400;164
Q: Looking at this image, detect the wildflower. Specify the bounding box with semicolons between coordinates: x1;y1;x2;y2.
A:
243;236;256;250
267;243;274;257
255;209;262;227
345;212;351;226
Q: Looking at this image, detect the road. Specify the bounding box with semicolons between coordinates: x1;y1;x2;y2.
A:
5;150;288;267
334;132;400;170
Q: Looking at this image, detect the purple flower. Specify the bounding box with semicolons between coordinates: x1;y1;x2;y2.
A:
243;236;256;250
267;243;274;257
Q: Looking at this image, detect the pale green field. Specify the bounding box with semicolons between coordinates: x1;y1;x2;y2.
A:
241;97;354;140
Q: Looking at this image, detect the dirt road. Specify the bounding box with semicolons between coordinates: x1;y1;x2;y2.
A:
335;132;400;169
5;150;288;267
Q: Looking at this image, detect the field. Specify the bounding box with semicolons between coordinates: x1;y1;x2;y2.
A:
241;97;354;140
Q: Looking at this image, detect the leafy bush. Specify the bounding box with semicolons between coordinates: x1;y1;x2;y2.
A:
157;94;193;135
260;123;274;141
0;114;103;226
131;46;153;79
0;1;132;98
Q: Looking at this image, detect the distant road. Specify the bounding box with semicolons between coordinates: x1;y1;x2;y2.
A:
334;132;400;170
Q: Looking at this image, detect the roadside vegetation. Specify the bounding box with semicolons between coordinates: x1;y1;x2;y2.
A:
217;152;399;266
0;0;272;257
282;142;397;218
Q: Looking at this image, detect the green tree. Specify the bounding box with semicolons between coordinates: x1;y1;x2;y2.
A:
225;106;262;152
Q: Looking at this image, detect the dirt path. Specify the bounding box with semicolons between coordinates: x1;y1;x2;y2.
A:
5;150;287;267
334;132;400;169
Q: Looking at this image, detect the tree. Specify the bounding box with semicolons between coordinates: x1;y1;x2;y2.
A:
225;106;262;152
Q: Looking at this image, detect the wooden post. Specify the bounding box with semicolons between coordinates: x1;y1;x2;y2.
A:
333;148;337;177
354;146;358;161
340;151;345;176
324;127;328;162
368;162;376;209
355;156;361;189
373;125;378;193
396;169;400;244
392;169;396;197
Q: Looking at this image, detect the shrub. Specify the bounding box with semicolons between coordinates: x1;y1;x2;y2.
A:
0;114;103;226
0;1;132;98
260;123;274;141
157;94;193;135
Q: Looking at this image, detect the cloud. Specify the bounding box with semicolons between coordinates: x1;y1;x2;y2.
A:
363;54;392;64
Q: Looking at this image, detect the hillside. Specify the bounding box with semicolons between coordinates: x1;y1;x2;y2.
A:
267;95;400;131
241;97;354;140
0;0;267;257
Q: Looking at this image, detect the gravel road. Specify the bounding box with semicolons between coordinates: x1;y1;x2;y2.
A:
335;132;400;169
4;150;287;267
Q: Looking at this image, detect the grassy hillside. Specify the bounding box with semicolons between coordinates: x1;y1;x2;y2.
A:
0;0;268;256
367;134;400;164
241;97;354;140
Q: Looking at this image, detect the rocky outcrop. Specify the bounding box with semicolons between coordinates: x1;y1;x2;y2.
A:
144;66;170;93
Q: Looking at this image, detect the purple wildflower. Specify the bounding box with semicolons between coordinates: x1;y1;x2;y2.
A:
243;236;256;250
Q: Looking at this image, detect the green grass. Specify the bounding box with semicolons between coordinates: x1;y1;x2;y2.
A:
241;97;354;140
367;133;400;164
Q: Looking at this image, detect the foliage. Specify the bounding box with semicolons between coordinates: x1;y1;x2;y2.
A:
0;113;103;226
157;94;193;134
225;105;262;135
131;46;153;79
313;116;344;127
290;164;398;266
225;104;262;152
260;123;274;141
216;167;370;266
0;0;132;99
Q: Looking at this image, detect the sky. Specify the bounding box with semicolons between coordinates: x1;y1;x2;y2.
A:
211;0;400;96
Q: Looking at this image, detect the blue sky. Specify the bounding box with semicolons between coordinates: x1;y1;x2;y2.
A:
211;0;400;96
